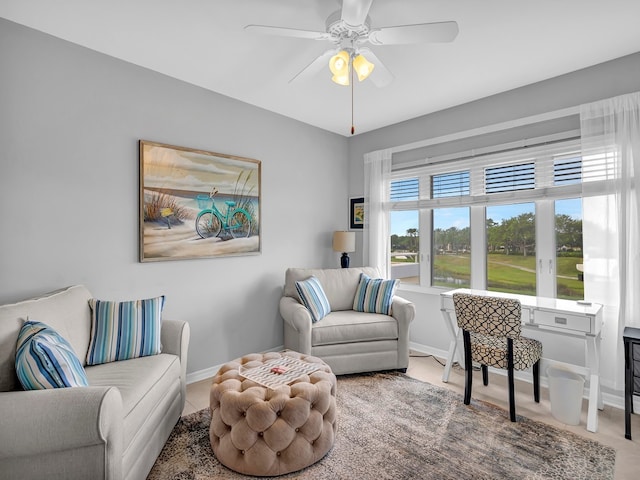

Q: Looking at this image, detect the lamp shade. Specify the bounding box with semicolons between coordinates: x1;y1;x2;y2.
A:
333;231;355;253
329;50;350;86
353;53;375;81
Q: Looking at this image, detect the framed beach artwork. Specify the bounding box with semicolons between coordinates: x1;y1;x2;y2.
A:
349;197;364;230
139;140;261;262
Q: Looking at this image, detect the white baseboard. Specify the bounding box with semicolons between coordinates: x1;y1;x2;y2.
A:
186;364;223;384
186;345;285;384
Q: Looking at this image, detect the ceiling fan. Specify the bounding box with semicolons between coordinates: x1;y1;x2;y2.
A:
244;0;459;87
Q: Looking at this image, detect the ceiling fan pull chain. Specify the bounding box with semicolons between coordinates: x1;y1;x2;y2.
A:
351;63;355;135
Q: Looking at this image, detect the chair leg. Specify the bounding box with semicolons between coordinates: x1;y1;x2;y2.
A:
507;338;516;422
533;360;540;403
482;365;489;386
463;330;473;405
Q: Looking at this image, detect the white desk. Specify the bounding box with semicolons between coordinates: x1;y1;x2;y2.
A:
440;288;604;432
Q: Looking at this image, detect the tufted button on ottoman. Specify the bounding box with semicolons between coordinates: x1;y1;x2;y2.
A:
209;351;337;476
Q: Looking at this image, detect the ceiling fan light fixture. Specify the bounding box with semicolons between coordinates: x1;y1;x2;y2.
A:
329;50;351;85
331;73;350;86
353;53;375;81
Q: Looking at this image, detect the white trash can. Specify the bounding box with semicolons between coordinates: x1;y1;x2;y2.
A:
547;366;585;425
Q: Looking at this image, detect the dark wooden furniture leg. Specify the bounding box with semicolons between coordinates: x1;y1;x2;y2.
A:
507;338;516;422
533;360;540;403
463;330;473;405
625;335;632;440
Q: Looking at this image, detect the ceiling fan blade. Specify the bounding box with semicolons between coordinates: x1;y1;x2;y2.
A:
341;0;374;27
289;49;338;84
368;21;459;45
244;24;331;41
358;48;394;87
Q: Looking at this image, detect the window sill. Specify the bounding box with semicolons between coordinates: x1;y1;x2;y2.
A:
396;283;448;296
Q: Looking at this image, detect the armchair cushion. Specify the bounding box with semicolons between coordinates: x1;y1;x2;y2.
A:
311;310;398;346
295;276;331;323
352;273;398;315
86;296;164;366
15;320;88;389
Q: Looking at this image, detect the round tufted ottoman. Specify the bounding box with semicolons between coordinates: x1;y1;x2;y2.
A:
209;351;337;476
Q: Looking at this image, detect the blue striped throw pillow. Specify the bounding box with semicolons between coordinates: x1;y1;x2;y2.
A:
295;276;331;323
15;320;88;389
353;273;399;315
86;296;164;366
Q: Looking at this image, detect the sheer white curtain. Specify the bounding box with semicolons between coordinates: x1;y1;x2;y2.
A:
363;149;392;277
581;92;640;388
581;92;640;327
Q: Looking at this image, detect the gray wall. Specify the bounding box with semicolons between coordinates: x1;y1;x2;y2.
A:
347;51;640;394
0;19;349;376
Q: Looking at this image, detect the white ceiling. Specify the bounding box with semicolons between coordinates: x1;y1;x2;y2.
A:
2;0;640;136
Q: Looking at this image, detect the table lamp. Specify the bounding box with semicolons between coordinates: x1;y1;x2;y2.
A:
333;231;355;268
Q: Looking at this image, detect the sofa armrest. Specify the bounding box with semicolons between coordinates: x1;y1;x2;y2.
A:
161;319;190;359
391;295;416;328
280;296;312;354
0;386;123;479
161;319;190;408
391;296;416;370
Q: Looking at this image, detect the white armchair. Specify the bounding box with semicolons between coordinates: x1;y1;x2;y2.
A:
280;267;415;375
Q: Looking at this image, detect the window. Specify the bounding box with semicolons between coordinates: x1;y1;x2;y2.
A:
390;210;420;284
387;137;596;299
486;203;536;295
433;207;470;288
555;198;583;299
389;177;420;284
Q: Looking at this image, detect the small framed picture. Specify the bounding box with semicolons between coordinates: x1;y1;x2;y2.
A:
349;197;364;230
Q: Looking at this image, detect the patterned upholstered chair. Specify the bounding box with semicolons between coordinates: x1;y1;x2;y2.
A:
452;293;542;422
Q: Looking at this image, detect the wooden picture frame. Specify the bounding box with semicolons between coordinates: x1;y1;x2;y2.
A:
139;140;261;262
350;196;364;230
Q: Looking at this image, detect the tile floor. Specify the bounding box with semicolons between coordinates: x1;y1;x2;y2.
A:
184;353;640;479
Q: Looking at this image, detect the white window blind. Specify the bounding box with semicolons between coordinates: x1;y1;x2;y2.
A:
390;177;419;201
432;171;470;198
388;136;617;208
484;163;535;193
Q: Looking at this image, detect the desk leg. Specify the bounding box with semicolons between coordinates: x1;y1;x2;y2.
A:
586;334;602;433
625;339;632;440
596;334;604;410
586;374;599;433
441;309;460;383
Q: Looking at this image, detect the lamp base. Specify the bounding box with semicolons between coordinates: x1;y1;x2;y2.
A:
340;252;350;268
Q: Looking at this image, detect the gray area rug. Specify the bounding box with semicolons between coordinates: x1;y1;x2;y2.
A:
148;372;615;479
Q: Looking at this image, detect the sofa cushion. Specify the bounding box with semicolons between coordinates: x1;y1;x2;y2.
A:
284;267;381;311
85;353;181;450
86;296;164;366
295;276;331;322
0;285;93;392
15;320;89;389
311;310;399;346
353;273;398;315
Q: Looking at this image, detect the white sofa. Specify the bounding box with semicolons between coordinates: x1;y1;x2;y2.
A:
0;285;190;480
280;267;415;375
